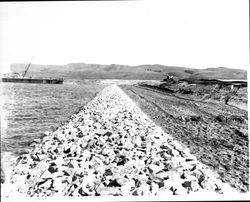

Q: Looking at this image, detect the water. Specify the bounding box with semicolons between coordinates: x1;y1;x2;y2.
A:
0;82;105;168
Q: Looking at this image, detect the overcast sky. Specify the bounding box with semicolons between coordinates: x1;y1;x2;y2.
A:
0;0;249;73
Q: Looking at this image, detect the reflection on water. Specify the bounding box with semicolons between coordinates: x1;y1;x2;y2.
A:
0;82;104;167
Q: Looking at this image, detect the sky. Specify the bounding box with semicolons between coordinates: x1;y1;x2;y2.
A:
0;0;249;73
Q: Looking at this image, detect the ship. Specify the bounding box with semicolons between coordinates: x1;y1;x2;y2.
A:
1;63;63;84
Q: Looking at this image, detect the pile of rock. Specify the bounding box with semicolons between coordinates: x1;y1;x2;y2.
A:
4;85;237;197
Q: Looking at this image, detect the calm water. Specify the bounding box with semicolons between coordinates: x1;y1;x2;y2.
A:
0;81;105;168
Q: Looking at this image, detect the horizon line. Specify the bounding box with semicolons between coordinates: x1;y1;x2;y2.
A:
8;62;248;71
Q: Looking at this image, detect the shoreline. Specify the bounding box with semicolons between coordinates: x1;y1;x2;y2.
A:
1;85;243;198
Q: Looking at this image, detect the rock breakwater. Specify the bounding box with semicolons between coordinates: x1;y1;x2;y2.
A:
3;85;238;197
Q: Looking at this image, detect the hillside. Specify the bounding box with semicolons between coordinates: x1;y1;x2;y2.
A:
10;63;247;81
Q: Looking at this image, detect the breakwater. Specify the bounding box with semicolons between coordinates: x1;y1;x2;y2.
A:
2;85;239;197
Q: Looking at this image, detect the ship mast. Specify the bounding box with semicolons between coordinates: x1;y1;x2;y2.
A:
22;62;32;78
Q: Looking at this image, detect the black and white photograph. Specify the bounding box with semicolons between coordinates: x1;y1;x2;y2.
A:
0;0;249;201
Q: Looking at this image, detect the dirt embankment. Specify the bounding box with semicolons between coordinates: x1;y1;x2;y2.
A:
120;84;248;193
154;80;247;110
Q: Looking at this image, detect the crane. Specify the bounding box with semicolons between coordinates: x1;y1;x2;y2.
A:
22;62;32;78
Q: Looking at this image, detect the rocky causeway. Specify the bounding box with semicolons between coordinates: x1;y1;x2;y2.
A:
1;85;244;197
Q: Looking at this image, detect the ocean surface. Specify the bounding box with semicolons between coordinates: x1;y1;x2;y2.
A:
0;81;105;168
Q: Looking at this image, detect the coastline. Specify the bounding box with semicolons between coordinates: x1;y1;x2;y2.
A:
1;85;243;198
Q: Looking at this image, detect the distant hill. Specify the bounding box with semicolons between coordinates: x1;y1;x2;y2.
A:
10;63;247;81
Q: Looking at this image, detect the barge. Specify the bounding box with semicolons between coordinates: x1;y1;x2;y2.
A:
1;63;63;84
1;77;63;84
